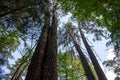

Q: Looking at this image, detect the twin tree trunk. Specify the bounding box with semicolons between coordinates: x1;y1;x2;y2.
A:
78;21;107;80
40;4;58;80
25;7;50;79
25;1;58;80
67;28;96;80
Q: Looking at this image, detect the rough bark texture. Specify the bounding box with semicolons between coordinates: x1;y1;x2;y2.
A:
68;28;96;80
40;5;58;80
25;4;50;80
78;21;107;80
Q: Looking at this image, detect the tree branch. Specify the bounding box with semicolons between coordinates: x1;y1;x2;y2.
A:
0;6;26;18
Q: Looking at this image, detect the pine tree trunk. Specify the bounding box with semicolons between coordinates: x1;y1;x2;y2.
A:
40;5;58;80
67;28;96;80
78;21;107;80
25;3;50;80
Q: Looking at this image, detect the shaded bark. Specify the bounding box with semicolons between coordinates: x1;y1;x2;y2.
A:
25;3;50;80
67;28;96;80
78;21;107;80
40;4;58;80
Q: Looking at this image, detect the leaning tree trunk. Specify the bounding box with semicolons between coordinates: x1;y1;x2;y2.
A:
78;21;107;80
11;45;35;80
67;27;96;80
11;61;29;80
40;4;58;80
25;2;50;80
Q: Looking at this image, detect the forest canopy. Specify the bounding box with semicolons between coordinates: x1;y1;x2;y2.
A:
0;0;120;80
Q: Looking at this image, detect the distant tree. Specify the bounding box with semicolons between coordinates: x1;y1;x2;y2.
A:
78;21;107;80
66;22;96;80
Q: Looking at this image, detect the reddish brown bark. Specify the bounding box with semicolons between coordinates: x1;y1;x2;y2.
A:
78;21;107;80
67;28;96;80
40;5;58;80
25;4;50;80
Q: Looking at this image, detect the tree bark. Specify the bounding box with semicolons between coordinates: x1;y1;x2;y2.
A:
78;21;107;80
40;4;58;80
67;27;96;80
25;3;50;80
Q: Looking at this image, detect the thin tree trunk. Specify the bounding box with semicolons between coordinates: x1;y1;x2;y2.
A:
67;27;96;80
78;21;107;80
40;4;58;80
25;2;50;80
11;61;29;80
11;44;35;80
11;61;26;80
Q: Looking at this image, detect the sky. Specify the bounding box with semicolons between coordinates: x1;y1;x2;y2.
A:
104;48;116;80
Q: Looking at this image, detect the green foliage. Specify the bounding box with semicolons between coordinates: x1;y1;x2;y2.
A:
0;0;44;66
0;0;43;34
58;0;120;50
58;0;102;20
0;26;20;79
0;27;20;64
3;42;35;80
0;30;20;53
58;51;86;80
